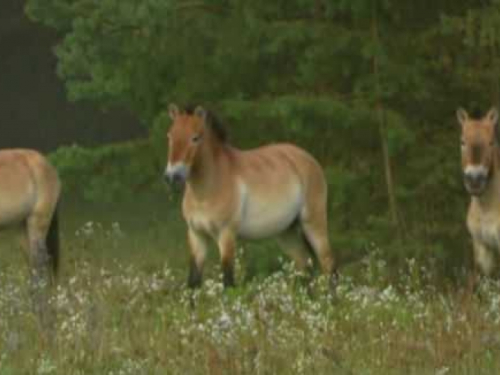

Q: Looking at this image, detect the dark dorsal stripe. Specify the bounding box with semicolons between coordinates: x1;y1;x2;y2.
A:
183;105;228;143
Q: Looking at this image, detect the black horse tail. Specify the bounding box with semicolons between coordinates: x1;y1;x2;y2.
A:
47;203;60;277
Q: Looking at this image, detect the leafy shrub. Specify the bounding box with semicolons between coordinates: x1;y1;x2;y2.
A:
50;139;164;202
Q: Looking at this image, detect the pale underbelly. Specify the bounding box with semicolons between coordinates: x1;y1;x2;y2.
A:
237;183;303;239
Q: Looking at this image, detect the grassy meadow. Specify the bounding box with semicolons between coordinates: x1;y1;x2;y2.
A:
0;196;500;374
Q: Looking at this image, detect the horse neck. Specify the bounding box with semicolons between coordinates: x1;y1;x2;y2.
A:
477;147;500;208
187;133;227;199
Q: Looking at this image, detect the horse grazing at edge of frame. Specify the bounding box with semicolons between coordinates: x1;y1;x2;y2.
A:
0;149;60;282
163;104;337;290
457;107;500;285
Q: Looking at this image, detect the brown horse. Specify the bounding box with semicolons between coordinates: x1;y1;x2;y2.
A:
0;149;60;280
164;104;336;289
457;107;500;279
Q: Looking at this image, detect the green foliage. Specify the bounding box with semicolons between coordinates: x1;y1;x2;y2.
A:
26;0;500;278
49;140;164;202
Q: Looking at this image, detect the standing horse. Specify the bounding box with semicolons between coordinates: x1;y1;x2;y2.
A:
164;104;336;289
457;107;500;280
0;149;60;280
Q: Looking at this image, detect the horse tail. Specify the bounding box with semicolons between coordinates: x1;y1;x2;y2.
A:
47;203;60;277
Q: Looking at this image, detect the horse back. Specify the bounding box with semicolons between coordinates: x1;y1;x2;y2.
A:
232;143;326;193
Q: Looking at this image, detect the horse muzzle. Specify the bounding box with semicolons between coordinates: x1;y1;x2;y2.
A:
463;166;489;196
164;163;189;186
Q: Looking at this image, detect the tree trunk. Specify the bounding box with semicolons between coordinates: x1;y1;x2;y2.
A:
371;1;400;229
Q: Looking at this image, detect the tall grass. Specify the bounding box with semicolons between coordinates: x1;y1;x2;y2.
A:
0;199;499;374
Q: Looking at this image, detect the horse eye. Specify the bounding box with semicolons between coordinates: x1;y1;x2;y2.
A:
191;134;202;143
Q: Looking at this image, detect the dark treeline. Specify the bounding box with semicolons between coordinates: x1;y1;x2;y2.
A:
0;0;144;151
18;0;500;278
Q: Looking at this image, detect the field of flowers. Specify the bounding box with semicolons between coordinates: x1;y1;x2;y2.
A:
1;203;500;374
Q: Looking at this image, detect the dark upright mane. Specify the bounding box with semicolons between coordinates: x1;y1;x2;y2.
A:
183;105;228;143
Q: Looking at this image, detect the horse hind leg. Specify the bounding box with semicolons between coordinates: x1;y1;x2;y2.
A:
299;205;337;291
27;214;52;283
276;225;316;295
26;213;55;335
277;225;314;276
474;241;496;277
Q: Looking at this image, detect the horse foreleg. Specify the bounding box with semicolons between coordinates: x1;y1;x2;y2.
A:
218;229;236;288
473;240;495;278
187;228;208;288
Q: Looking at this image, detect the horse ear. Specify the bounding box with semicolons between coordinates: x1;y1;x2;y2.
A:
168;103;179;120
486;107;499;125
456;107;469;126
194;106;207;122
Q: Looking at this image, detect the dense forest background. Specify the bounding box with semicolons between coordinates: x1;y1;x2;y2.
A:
0;0;144;150
5;0;500;279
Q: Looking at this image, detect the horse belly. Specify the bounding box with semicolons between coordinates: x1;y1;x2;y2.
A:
237;183;303;239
